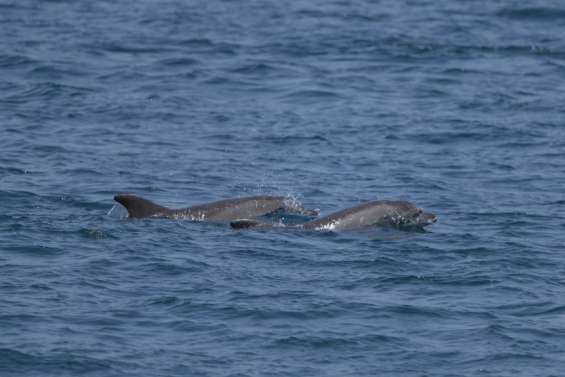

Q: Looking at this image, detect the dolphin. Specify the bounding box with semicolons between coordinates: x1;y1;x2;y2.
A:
113;194;319;221
230;200;437;231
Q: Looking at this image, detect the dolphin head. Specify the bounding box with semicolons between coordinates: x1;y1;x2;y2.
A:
385;201;437;228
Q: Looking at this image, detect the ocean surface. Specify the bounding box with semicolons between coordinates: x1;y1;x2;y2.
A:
1;0;565;376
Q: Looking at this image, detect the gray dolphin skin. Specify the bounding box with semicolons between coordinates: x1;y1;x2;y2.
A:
114;194;319;221
230;200;437;231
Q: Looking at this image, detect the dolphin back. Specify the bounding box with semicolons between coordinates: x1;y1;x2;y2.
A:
114;194;172;218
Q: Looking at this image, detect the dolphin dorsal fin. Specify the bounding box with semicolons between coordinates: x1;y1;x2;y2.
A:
114;194;171;218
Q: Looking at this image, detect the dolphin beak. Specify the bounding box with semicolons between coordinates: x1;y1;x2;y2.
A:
421;212;437;226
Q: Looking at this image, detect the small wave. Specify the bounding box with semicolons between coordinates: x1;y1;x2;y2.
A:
376;271;495;288
498;303;565;317
0;166;30;175
407;131;490;145
384;304;451;319
230;62;279;75
281;89;342;103
0;314;43;325
4;244;63;257
463;351;547;365
273;332;406;350
1;82;93;103
60;168;103;176
254;134;329;146
229;62;300;78
376;39;565;59
0;348;115;374
32;144;68;154
497;7;565;21
79;228;117;240
177;38;215;47
0;54;37;68
201;76;257;87
156;57;201;67
176;38;238;55
146;295;180;306
0;3;35;10
97;70;146;81
274;335;358;348
0;190;41;202
27;65;86;79
140;262;203;275
95;42;174;54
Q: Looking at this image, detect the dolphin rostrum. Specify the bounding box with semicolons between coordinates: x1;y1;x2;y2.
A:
114;194;319;221
230;200;437;231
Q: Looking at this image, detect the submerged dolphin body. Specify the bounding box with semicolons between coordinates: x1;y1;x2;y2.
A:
230;200;437;231
114;194;318;221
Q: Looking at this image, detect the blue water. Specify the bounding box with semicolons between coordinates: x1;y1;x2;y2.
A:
1;0;565;376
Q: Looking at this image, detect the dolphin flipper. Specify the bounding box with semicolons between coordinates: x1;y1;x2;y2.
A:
114;194;172;218
230;219;270;229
